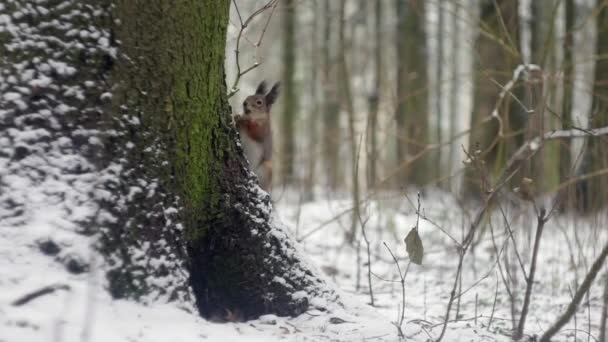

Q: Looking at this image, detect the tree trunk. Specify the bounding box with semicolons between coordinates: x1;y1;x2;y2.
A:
1;0;330;321
451;0;479;194
579;2;608;211
395;0;428;186
527;0;565;194
467;0;522;196
304;0;320;201
281;0;297;185
366;0;382;189
321;0;342;190
115;0;330;320
439;0;455;181
337;0;361;243
570;0;597;172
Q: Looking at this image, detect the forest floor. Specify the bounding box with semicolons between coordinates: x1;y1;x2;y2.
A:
1;188;606;341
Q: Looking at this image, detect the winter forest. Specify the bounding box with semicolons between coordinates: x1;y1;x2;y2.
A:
1;0;608;341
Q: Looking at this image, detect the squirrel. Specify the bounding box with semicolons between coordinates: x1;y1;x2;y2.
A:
234;81;280;192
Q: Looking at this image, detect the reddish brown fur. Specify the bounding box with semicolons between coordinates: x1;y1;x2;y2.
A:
240;118;269;142
233;81;280;192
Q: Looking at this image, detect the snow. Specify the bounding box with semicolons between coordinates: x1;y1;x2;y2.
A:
0;209;392;342
2;188;606;341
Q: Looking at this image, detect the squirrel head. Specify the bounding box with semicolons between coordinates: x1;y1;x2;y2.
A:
242;81;280;119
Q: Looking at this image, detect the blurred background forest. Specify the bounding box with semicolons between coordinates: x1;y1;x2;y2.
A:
225;0;608;212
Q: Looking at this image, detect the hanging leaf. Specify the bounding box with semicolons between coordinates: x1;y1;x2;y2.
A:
404;228;424;265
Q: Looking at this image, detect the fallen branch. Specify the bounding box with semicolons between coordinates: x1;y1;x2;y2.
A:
12;284;71;306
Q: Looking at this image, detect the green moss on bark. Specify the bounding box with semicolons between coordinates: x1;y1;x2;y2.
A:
114;0;231;241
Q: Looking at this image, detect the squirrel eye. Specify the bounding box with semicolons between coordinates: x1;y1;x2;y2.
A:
243;101;247;107
256;99;262;105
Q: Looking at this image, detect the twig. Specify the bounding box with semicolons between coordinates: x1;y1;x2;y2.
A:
474;293;478;326
496;202;528;281
487;274;499;331
227;0;279;98
435;250;465;342
600;274;608;342
358;203;374;306
383;242;410;339
587;291;592;342
403;192;461;247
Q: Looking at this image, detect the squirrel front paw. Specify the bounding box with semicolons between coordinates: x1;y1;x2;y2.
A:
232;113;244;125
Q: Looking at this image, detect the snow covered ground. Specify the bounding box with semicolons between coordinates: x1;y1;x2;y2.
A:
1;188;606;341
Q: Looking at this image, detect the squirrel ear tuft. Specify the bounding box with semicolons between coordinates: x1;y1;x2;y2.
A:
255;81;267;95
265;82;280;107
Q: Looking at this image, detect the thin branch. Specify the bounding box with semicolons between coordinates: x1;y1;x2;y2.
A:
487;274;499;331
539;240;608;342
435;252;465;342
515;209;548;340
227;0;279;98
383;242;410;338
600;274;608;342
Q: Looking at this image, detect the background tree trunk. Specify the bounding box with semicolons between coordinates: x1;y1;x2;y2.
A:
304;0;320;201
337;0;361;243
527;0;565;194
321;0;342;190
584;3;608;211
467;0;522;196
451;0;479;194
395;0;428;186
281;0;297;185
570;0;597;172
366;0;382;189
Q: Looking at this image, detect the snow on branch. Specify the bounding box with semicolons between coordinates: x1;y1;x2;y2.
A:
490;63;540;120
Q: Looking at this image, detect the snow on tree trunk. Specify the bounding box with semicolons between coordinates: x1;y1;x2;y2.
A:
570;0;598;172
0;0;126;290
